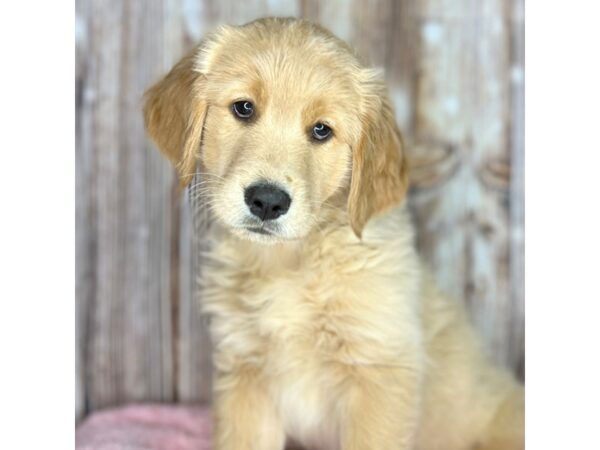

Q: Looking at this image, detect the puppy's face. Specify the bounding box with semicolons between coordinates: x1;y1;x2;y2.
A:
144;19;408;242
199;26;364;242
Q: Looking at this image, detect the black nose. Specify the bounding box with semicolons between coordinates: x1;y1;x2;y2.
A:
244;183;292;221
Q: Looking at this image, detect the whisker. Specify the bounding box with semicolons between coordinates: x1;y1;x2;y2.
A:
180;171;227;181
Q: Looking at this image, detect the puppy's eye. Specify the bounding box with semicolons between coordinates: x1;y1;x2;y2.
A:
312;122;333;141
232;100;254;120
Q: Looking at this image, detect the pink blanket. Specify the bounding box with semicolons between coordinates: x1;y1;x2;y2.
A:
76;404;212;450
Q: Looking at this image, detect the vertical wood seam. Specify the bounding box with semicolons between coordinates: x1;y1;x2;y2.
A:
170;177;181;401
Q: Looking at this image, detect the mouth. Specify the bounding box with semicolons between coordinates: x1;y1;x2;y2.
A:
246;227;273;236
228;223;302;243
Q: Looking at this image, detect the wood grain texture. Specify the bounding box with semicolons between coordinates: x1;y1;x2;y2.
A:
407;0;520;374
76;0;525;420
76;0;92;422
508;0;525;378
77;0;178;419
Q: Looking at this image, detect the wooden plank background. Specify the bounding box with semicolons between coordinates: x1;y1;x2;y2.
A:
75;0;524;421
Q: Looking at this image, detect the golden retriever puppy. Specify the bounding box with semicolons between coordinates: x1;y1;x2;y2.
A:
143;17;524;450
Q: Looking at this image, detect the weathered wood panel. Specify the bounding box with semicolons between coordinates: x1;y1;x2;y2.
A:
407;0;524;375
508;0;525;377
76;0;180;418
76;0;525;420
75;0;92;421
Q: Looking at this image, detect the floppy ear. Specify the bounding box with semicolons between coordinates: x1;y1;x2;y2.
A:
143;49;207;187
348;79;409;237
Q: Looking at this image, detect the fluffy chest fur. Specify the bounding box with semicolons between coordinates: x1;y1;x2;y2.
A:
200;207;423;445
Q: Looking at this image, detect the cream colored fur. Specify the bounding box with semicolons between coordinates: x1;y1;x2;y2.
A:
144;17;524;450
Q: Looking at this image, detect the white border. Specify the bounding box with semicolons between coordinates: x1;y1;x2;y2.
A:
527;1;600;448
0;1;74;449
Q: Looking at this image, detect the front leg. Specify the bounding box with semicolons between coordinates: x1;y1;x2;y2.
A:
213;367;285;450
340;366;422;450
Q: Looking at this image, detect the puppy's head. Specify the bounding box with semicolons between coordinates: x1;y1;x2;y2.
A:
144;18;408;242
